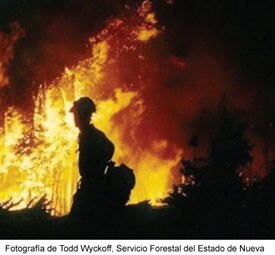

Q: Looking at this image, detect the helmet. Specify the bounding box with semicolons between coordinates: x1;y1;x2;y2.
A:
70;97;96;116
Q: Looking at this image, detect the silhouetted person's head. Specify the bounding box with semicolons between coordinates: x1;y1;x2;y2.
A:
70;97;96;131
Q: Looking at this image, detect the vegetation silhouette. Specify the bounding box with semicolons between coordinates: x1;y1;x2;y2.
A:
164;96;274;238
1;96;275;239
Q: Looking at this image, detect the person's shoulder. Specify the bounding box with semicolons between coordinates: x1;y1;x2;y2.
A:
88;125;112;144
90;125;114;146
89;124;106;137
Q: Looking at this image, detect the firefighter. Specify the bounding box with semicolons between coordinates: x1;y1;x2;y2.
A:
69;97;115;218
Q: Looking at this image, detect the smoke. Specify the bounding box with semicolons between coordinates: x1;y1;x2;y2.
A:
0;23;24;87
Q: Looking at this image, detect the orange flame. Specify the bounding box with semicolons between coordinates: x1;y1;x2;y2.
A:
0;1;181;215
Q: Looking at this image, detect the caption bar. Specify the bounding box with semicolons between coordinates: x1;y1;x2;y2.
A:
0;240;272;255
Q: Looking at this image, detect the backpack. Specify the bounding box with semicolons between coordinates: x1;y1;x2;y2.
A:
105;162;136;207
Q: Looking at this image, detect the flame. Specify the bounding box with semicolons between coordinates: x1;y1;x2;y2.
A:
0;0;181;215
137;0;162;42
137;27;160;42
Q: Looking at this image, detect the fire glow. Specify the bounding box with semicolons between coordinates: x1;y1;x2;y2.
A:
0;0;182;215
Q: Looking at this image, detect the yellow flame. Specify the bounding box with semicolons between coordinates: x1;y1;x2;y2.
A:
137;27;160;42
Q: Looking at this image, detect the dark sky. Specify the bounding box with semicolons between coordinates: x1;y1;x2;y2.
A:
1;0;275;164
175;0;275;88
156;0;275;132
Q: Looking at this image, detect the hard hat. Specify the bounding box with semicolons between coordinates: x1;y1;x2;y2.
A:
70;97;96;115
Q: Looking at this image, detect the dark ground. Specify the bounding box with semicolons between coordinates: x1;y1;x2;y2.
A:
0;202;274;239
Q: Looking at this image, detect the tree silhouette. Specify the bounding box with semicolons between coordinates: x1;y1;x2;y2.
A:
188;135;199;160
209;96;253;185
204;96;254;232
165;96;254;236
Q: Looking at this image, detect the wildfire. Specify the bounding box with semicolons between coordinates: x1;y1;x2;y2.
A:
0;0;181;215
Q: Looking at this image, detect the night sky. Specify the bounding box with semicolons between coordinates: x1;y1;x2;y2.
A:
1;0;275;172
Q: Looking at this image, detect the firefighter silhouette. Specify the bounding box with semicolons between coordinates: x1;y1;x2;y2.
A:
69;97;135;218
69;97;114;217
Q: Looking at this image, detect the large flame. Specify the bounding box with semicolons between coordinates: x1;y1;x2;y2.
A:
0;1;182;215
